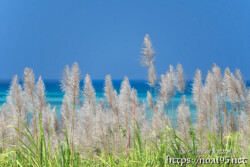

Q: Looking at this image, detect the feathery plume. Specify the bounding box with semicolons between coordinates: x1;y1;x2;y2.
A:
203;72;218;133
51;107;59;132
212;63;222;95
159;66;175;105
147;91;154;111
235;69;246;101
50;107;59;150
35;76;46;119
61;65;70;93
148;61;157;87
112;90;120;127
196;94;209;144
112;89;121;152
0;104;12;149
61;94;72;130
212;64;224;140
141;34;157;92
159;74;169;105
177;96;191;141
166;65;176;100
82;74;96;149
95;100;112;153
223;68;243;133
60;62;81;110
104;75;114;109
119;77;131;113
192;70;203;105
139;101;149;140
78;102;91;151
70;62;81;106
141;34;155;67
7;75;26;129
83;74;96;104
176;63;185;94
159;65;175;123
104;75;117;151
119;77;131;149
42;104;51;139
23;68;35;104
192;69;204;136
60;62;81;151
23;68;37;139
131;88;140;125
223;68;241;105
152;99;169;138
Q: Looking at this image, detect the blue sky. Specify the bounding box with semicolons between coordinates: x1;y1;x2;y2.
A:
0;0;249;80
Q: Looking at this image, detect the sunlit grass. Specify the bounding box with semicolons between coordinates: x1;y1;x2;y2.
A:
0;114;248;167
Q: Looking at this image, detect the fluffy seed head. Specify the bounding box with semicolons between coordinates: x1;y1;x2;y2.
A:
83;74;96;103
212;63;222;94
35;76;46;114
192;69;203;105
177;95;191;140
23;68;35;102
148;61;157;87
104;75;114;108
176;63;185;93
223;68;241;104
141;34;155;66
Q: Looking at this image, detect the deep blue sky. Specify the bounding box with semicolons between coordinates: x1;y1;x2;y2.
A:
0;1;249;80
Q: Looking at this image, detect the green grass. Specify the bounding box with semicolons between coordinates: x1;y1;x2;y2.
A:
0;115;249;167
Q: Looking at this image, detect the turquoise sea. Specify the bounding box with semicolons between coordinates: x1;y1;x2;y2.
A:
0;80;249;122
